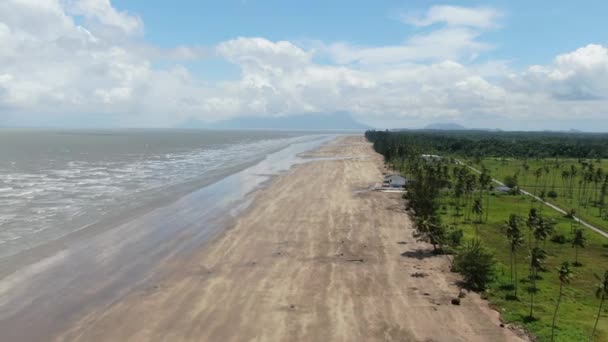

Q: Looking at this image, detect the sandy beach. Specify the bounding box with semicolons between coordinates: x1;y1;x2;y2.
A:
54;136;527;342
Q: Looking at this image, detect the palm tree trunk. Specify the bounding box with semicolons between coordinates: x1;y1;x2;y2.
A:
529;285;535;318
551;283;563;341
510;251;514;286
532;178;539;208
529;268;536;318
485;192;490;222
592;294;605;341
514;255;519;297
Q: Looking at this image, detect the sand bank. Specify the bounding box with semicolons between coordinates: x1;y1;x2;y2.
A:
55;136;527;342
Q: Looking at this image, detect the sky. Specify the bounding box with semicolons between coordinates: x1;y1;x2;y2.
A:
0;0;607;131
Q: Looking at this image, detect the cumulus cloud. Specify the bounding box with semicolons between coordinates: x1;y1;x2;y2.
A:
322;27;490;65
0;1;606;130
63;0;143;35
507;44;608;100
319;5;501;67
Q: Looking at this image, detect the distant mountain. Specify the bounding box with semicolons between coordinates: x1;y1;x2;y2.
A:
424;123;467;130
179;112;371;130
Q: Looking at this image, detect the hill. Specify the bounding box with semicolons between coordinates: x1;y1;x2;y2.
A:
424;123;467;130
179;112;371;131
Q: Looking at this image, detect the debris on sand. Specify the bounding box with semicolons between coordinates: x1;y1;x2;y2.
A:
346;258;365;263
410;272;427;278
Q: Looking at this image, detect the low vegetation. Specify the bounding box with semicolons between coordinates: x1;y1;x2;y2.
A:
366;129;608;341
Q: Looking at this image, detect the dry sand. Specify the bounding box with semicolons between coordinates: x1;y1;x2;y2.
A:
55;136;528;342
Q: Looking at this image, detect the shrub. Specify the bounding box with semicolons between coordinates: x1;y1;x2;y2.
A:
504;175;518;188
448;228;464;247
453;241;496;291
547;190;558;199
509;187;521;196
565;208;576;219
550;234;567;244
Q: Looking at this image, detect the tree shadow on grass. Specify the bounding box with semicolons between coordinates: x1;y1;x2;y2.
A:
499;283;515;291
526;286;540;294
522;315;539;323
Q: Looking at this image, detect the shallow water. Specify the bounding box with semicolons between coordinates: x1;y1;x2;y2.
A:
0;129;337;341
0;129;327;258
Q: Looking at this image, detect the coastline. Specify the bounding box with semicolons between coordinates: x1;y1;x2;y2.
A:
0;134;336;342
51;136;527;341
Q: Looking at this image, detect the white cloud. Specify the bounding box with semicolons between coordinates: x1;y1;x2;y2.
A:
402;5;503;29
507;44;608;100
63;0;143;35
322;27;490;65
320;5;500;67
218;37;312;70
0;2;606;130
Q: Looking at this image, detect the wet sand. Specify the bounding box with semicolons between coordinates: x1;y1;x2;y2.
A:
54;136;527;341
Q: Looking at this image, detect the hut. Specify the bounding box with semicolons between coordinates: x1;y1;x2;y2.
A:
383;175;407;188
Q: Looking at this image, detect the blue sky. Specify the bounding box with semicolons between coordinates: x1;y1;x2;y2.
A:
1;0;607;130
119;0;607;65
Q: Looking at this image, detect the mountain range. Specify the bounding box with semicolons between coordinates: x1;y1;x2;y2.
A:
179;112;371;130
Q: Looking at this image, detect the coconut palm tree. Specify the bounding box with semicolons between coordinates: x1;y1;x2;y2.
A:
479;168;493;222
569;165;578;201
528;247;546;319
532;168;544;207
534;217;556;248
551;159;561;193
594;168;604;204
572;228;586;266
561;170;570;198
600;176;608;216
551;262;573;342
592;271;608;341
527;208;539;250
414;216;445;253
505;214;524;297
522;161;530;188
464;174;477;221
472;198;483;237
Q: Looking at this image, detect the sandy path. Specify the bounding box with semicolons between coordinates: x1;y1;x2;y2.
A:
56;136;527;342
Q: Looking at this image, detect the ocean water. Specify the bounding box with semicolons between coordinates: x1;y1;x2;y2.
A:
0;128;341;340
0;129;330;259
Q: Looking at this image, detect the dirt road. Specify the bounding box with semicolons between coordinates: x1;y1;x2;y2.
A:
56;136;527;342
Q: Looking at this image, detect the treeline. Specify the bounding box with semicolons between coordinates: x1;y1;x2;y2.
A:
365;130;608;159
366;129;608;340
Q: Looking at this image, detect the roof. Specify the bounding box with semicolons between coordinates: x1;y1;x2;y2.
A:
384;175;406;186
384;174;406;181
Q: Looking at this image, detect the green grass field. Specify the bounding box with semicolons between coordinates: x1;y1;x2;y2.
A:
437;190;608;341
469;157;608;233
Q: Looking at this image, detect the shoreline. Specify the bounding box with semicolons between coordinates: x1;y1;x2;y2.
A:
0;134;338;342
51;136;527;341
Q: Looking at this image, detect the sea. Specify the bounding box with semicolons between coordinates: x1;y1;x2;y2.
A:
0;128;338;340
0;129;334;259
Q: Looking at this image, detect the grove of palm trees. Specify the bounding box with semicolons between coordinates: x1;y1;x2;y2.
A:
366;130;608;341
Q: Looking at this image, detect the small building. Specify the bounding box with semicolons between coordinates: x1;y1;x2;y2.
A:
383;174;407;188
495;186;511;193
421;154;443;162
